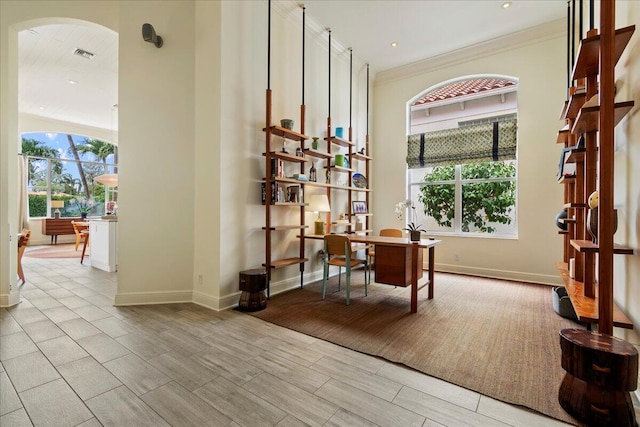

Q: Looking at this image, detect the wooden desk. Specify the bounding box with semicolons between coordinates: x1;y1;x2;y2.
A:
307;234;441;313
41;217;83;244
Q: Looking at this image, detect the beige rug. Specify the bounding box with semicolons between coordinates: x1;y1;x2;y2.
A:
249;271;582;425
25;243;87;259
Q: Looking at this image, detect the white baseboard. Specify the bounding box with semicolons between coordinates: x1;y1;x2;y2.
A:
435;263;561;286
114;290;193;306
192;290;241;312
0;290;21;307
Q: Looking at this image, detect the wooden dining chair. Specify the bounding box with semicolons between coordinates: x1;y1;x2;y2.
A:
17;229;31;284
368;228;404;268
80;229;90;264
322;234;370;305
71;221;89;251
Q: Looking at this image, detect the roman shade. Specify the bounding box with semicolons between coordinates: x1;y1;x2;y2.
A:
406;118;517;168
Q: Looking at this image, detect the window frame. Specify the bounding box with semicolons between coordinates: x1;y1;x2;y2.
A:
408;160;518;239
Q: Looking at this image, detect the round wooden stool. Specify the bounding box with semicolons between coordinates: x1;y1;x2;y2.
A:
238;268;267;312
559;328;638;426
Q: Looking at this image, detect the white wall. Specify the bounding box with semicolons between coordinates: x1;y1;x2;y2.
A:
613;1;640;389
372;20;567;285
115;1;196;305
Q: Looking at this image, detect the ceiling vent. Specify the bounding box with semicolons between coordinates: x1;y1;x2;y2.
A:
73;48;95;59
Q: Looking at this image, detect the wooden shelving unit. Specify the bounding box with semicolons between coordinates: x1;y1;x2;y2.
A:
555;13;635;333
262;4;309;296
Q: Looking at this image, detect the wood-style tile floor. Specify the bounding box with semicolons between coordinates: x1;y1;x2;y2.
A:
0;255;574;426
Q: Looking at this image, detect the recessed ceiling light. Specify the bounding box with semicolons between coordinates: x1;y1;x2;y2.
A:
502;2;512;9
39;106;46;110
390;41;398;47
67;79;78;85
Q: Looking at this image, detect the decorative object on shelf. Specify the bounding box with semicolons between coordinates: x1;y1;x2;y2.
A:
325;168;331;184
335;154;345;167
311;137;319;149
287;185;300;203
358;147;365;155
335;127;344;138
555;209;568;231
51;200;64;219
586;207;618;244
588;190;598;208
557;146;577;180
307;195;331;235
292;173;308;182
309;163;317;182
352;172;367;188
280;119;294;129
344;157;350;168
396;199;426;241
295;147;303;157
352;200;368;214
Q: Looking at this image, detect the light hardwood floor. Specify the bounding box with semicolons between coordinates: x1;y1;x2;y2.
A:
0;252;575;426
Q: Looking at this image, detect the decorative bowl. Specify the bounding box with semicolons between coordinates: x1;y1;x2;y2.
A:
280;119;294;130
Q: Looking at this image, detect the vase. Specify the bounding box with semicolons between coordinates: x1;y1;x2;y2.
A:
81;212;88;219
311;137;319;150
410;230;421;242
586;208;618;243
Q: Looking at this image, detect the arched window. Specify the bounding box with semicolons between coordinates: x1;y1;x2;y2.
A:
407;76;518;236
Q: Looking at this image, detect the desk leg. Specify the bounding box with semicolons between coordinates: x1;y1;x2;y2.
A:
428;246;434;299
411;243;419;313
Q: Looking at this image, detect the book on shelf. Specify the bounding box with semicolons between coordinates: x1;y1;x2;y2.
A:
271;158;285;178
261;182;289;204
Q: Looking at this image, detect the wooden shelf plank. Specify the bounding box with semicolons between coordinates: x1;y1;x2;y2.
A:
325;165;355;173
559;100;568;120
560;218;576;224
262;225;309;231
565;91;587;120
264;257;308;269
570;239;634;255
565;148;585;164
572;100;635;135
556;124;570;144
302;149;332;159
301;181;371;192
564;202;587;209
351;153;372;161
556;262;633;328
325;136;354;147
264;151;310;163
264;126;309;141
571;25;636;80
558;175;576;184
272;177;311;185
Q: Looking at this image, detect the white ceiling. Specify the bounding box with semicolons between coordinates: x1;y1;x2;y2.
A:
18;1;566;133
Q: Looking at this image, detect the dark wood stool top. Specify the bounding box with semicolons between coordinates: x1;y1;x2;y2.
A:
560;328;638;391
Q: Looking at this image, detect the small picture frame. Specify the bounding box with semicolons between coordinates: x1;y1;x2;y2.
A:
557;146;577;180
352;201;368;214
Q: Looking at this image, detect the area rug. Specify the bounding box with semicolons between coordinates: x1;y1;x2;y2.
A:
249;271;582;425
24;244;87;259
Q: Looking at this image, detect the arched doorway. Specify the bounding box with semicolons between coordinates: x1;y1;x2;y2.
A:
16;19;119;304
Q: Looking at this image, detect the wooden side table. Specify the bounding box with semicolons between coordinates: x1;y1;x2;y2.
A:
559;328;638;426
238;268;267;312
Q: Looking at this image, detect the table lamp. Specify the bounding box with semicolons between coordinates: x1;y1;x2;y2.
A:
307;194;331;235
51;200;64;218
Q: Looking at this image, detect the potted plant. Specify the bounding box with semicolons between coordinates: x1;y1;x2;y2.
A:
396;199;426;241
70;197;95;219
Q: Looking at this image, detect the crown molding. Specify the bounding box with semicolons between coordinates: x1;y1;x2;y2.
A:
375;18;566;86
